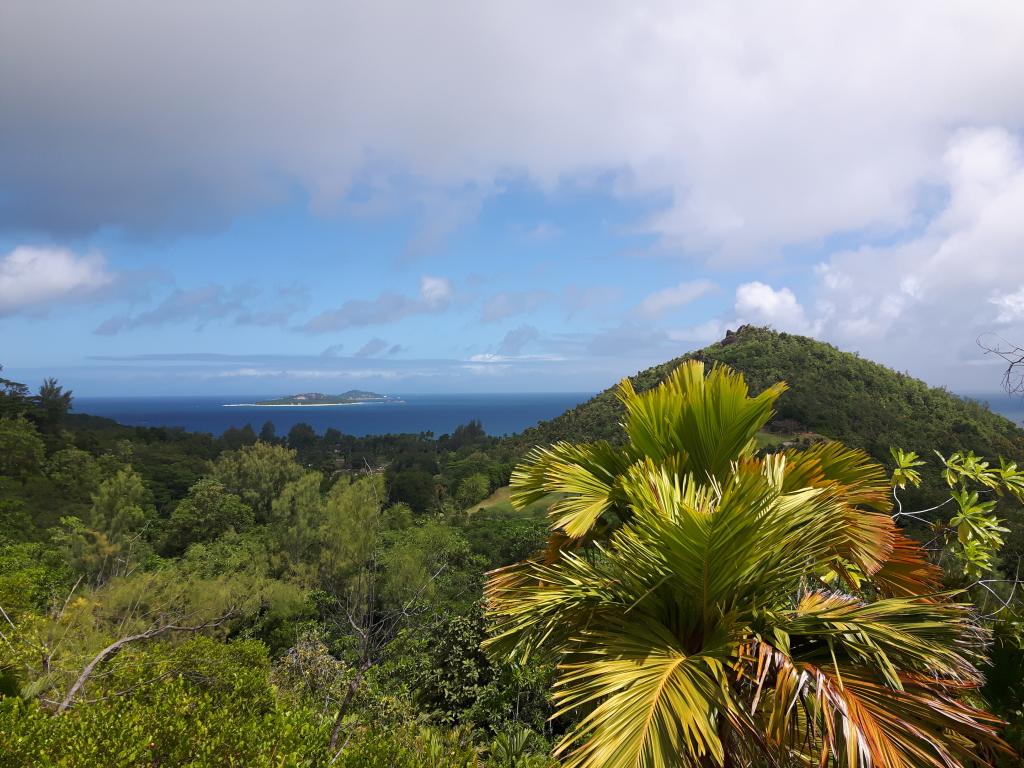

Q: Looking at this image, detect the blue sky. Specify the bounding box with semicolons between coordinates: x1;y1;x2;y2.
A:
2;3;1023;396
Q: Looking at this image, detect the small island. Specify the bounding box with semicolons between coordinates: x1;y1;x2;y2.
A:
225;391;397;407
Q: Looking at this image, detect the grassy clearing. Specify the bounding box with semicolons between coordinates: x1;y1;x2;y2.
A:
471;485;555;517
477;485;511;510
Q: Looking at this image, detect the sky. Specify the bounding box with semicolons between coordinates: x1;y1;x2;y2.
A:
2;2;1024;396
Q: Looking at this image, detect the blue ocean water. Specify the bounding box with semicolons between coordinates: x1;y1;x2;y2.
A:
71;390;1024;438
71;393;594;437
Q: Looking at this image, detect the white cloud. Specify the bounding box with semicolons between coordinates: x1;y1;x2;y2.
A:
3;2;1024;256
709;128;1024;389
419;276;452;307
992;288;1024;324
812;129;1024;346
637;279;714;318
0;246;116;315
734;282;815;334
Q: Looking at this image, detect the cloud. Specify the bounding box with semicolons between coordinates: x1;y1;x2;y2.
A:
0;246;120;316
637;279;715;318
481;290;549;323
734;282;816;335
3;3;1023;257
689;128;1024;389
302;275;451;334
496;325;540;356
812;129;1024;349
354;337;390;357
95;283;305;335
320;343;345;357
992;288;1024;324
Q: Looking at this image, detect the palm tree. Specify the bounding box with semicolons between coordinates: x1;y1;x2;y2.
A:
485;361;1010;768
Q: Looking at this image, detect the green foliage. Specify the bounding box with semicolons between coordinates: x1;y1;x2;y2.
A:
89;466;152;540
392;607;554;735
0;365;32;419
270;471;325;580
49;467;155;581
517;327;1024;487
35;377;73;437
0;638;332;767
892;448;1022;579
490;361;1010;768
4;341;1022;766
210;442;305;523
459;508;549;570
456;473;492;510
162;478;254;556
890;446;925;490
380;522;486;614
0;416;45;480
0;542;71;619
389;468;438;513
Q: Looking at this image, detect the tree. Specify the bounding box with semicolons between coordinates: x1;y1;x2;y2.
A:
220;424;257;451
0;365;31;419
210;442;305;523
53;466;154;582
288;422;318;452
455;473;491;510
46;447;102;500
163;478;254;556
388;468;437;513
486;361;1011;768
259;420;278;443
313;474;456;754
270;472;324;580
0;416;46;481
35;377;73;433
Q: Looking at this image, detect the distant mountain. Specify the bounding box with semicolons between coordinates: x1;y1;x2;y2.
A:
515;326;1024;466
254;390;392;406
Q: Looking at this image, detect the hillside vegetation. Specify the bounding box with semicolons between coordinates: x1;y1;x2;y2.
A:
516;326;1024;465
2;347;1023;765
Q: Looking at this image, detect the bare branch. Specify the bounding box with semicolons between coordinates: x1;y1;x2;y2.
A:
55;608;235;714
978;333;1024;397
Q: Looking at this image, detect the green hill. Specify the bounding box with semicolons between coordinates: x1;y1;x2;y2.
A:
515;326;1024;465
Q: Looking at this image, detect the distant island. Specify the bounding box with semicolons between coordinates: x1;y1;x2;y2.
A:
224;391;398;407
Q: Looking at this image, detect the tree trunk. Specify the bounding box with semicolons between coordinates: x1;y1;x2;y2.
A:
329;661;370;751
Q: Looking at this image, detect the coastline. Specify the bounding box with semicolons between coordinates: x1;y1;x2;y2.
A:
222;401;392;408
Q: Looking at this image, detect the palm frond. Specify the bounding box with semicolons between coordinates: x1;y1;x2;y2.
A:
871;531;944;597
510;440;632;538
758;648;1009;768
553;618;738;768
618;361;786;484
785;591;985;685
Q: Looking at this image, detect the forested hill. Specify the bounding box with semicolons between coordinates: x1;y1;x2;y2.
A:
514;326;1024;464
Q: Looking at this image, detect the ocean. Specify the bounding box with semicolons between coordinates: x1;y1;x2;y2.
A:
71;393;595;438
70;390;1024;439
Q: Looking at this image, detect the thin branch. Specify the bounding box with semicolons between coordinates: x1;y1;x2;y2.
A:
55;608;234;714
978;333;1024;397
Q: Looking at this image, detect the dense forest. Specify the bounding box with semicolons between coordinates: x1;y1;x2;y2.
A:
2;330;1024;766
